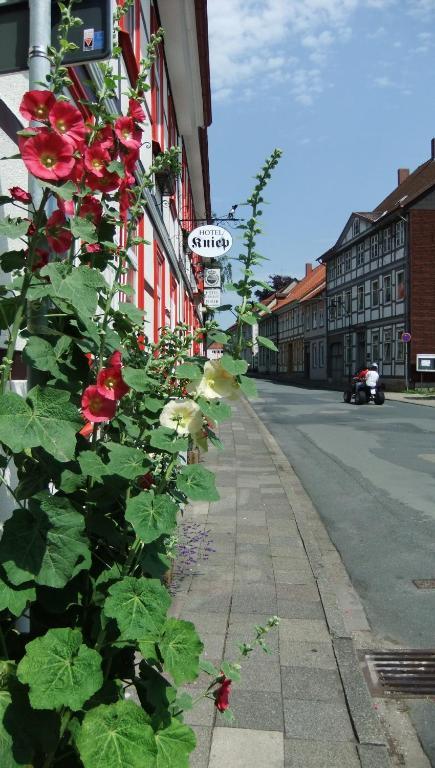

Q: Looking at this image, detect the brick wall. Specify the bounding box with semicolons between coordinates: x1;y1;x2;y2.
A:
409;209;435;380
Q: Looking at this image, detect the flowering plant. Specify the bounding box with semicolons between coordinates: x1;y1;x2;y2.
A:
0;4;281;765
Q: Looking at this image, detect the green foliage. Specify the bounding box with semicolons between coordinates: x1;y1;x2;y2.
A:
104;577;170;640
77;701;157;768
176;465;219;501
126;491;177;543
257;335;278;352
160;619;203;685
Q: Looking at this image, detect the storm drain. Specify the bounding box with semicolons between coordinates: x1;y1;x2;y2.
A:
413;579;435;589
360;650;435;697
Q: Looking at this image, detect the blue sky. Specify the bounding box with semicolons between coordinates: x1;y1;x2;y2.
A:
207;0;435;286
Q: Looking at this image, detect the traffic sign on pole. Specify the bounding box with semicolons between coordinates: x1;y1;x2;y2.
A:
401;332;412;343
0;0;112;75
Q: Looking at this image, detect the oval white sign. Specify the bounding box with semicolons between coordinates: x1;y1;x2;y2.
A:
187;225;232;259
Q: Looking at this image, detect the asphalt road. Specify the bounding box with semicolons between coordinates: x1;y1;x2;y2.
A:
250;378;435;763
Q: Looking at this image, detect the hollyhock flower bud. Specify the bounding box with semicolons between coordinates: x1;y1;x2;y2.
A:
27;221;36;237
45;210;72;254
85;243;102;254
78;195;103;226
84;353;94;368
96;366;129;401
214;677;232;712
108;350;122;368
81;385;116;423
84;143;111;177
19;128;75;181
31;248;49;272
114;116;142;150
49;101;86;148
19;89;56;122
128;98;146;123
9;187;32;204
78;421;94;438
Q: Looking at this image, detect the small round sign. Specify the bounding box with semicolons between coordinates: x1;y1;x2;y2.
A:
401;332;412;343
188;225;232;259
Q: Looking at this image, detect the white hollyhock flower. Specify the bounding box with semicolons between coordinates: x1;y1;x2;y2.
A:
188;359;240;400
159;398;203;436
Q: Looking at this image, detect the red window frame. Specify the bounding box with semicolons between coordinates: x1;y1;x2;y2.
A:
153;241;166;342
170;274;178;329
151;7;165;151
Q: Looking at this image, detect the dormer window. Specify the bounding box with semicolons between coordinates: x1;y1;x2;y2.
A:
352;218;360;237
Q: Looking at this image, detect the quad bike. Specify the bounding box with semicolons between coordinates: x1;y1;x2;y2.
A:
343;380;385;405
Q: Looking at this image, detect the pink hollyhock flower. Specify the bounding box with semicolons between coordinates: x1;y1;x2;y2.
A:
78;195;103;226
81;385;116;423
84;143;111;177
78;421;94;438
31;248;49;272
45;210;72;254
114;116;142;150
122;146;140;174
85;243;101;254
108;350;122;368
94;125;115;150
85;171;120;193
57;196;75;217
128;98;146;123
9;187;32;204
49;101;86;148
214;677;232;712
19;90;56;122
19;128;75;181
96;366;129;401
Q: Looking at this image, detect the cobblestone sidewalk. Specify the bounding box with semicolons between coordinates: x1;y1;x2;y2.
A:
170;399;390;768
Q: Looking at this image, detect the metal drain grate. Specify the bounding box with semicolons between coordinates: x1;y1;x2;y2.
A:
413;579;435;589
360;650;435;697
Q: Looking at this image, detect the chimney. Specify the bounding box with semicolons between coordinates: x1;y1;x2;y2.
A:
397;168;409;186
305;263;313;277
431;138;435;160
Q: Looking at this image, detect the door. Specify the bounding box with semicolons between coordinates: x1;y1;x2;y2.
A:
357;331;366;370
304;343;310;378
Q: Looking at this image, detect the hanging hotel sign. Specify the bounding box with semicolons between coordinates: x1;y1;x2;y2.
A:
204;288;221;309
188;225;232;259
204;268;221;288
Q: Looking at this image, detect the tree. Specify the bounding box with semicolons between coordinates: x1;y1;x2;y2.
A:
254;274;297;301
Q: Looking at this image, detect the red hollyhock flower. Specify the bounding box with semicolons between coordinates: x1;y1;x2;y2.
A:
49;100;86;148
138;472;154;490
119;179;135;222
57;196;75;217
19;128;75;181
96;366;129;401
70;158;85;186
27;222;36;237
114;116;142;150
128;98;146;123
85;243;101;254
122;146;140;174
84;143;111;177
108;350;122;368
20;90;56;122
46;210;72;254
214;677;232;712
94;125;115;151
82;385;116;423
10;187;32;204
85;171;120;193
78;195;103;226
78;421;94;438
31;248;49;272
84;353;94;368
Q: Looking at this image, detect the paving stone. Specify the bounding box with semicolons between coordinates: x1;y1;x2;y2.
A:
283;699;354;741
277;599;324;619
280;640;337;669
274;569;317;586
183;692;216;727
220;691;284;731
182;592;232;613
178;610;229;635
200;633;226;659
190;727;213;768
357;744;391;768
284;739;360;768
281;666;344;701
231;594;278;614
279;618;330;643
233;658;281;692
275;583;320;601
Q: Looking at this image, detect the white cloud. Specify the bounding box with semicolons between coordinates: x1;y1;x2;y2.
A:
373;75;395;87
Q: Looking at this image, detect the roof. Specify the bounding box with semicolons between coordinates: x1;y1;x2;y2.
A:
373;158;435;215
273;265;326;312
300;280;326;303
207;341;224;350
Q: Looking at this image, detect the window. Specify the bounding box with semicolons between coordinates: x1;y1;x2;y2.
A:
337;294;343;318
353;218;360;237
336;256;343;276
371;234;378;259
312;343;318;368
396;328;404;362
305;310;310;331
170;275;178;329
154;244;165;342
372;279;379;307
384;329;392;363
357;242;365;266
345;290;351;315
319;341;325;367
328;261;335;280
384;274;391;303
344;250;351;272
383;226;392;253
396;270;405;300
371;331;380;362
395;219;405;247
357;284;364;311
312;306;317;329
344;334;352;365
319;305;325;327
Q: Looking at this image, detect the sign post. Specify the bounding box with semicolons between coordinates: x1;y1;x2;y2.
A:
401;332;411;390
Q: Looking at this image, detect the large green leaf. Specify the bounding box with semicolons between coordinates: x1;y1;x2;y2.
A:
0;690;20;768
159;619;203;685
257;335;278;352
103;577;170;640
125;491;177;544
0;570;35;616
76;700;156;768
70;216;98;243
149;427;188;454
206;330;230;344
0;217;29;238
106;442;151;480
0;387;80;462
42;264;106;317
0;250;26;272
220;354;248;375
197;398;232;424
17;628;103;711
239;375;257;398
0;492;90;587
115;303;145;326
122;367;157;392
176;465;219;502
78;451;109;482
175;363;202;380
154;718;196;768
23;335;70;379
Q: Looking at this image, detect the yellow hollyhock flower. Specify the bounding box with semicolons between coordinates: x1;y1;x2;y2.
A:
159;398;203;436
189;360;240;400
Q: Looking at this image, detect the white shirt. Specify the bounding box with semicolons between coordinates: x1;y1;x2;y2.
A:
365;370;379;387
